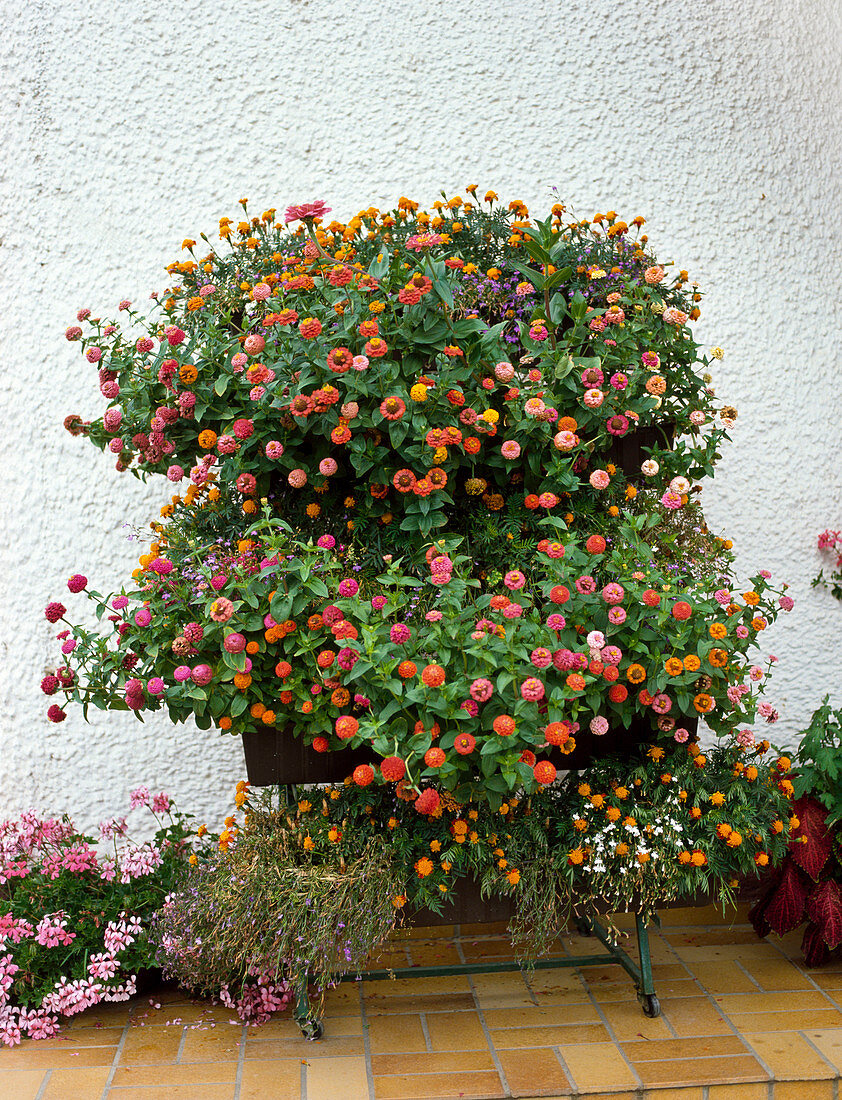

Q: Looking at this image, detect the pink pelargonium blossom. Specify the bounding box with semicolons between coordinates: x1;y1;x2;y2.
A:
284;200;331;224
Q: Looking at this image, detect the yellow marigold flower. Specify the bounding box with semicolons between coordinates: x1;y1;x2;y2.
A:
709;791;725;806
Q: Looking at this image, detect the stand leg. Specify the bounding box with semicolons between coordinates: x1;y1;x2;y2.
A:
293;974;323;1040
635;912;660;1017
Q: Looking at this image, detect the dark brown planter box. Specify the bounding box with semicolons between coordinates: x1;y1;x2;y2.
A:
242;715;698;787
606;420;675;479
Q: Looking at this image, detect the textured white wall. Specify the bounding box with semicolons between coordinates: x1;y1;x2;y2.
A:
2;0;841;836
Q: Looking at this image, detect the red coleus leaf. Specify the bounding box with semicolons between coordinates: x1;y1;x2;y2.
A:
802;922;831;967
790;796;833;880
748;868;783;939
763;858;811;936
806;879;842;950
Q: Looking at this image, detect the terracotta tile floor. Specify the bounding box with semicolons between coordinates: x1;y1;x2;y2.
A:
2;903;842;1099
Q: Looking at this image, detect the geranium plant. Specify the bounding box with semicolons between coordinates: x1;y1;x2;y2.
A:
0;789;212;1046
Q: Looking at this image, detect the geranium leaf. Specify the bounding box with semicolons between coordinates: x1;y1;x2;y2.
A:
763;858;810;936
790;796;833;880
806;880;842;950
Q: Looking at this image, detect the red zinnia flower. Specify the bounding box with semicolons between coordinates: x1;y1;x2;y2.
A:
392;469;416;493
533;760;557;785
381;756;407;781
672;601;693;621
380;396;406;420
365;338;388;358
353;764;374;786
421;664;446;687
454;733;476;755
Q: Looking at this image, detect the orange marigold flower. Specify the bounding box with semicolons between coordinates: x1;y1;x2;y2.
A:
567;847;585;865
690;850;707;866
415;857;434;878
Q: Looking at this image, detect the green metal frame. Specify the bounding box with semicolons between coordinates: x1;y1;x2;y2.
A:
276;785;662;1038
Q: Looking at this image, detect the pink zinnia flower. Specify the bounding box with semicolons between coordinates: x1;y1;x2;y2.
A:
288;469;308;488
590;716;609;736
575;576;596;594
265;441;284;460
502;603;523;619
673;727;690;743
425;610;442;621
209;598;234;623
469;678;494;702
583;388;604;408
607;607;627;624
390;624;411;644
338;578;359;598
589;469;610;490
317;534;336;549
554;430;577;451
503;570;526;590
547;613;566;631
501;440;521;460
602;583;625;605
520;678;545;702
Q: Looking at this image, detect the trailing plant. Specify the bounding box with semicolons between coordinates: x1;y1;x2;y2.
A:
150;737;794;1022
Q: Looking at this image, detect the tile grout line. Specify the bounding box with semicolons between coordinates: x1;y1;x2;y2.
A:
232;1023;248;1100
455;934;512;1098
418;1012;432;1053
733;957;765;991
357;980;377;1100
97;1012;132;1100
656;926;777;1087
574;972;644;1093
300;1057;307;1100
33;1069;52;1100
550;1044;577;1096
800;1030;842;1085
175;1020;188;1063
762;934;842;1013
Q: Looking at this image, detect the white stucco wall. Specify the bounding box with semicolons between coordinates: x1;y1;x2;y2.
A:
2;0;841;836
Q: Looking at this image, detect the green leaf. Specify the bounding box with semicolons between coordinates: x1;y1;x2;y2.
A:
214;375;229;396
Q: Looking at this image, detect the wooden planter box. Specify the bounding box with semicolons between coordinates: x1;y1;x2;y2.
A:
242;715;698;787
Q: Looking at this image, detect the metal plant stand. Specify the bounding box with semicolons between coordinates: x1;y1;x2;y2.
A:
271;782;662;1038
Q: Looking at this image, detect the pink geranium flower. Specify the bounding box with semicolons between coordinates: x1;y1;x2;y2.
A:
284;200;331;224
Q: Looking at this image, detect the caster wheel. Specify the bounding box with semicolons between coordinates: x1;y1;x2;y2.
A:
640;993;661;1018
299;1019;323;1040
